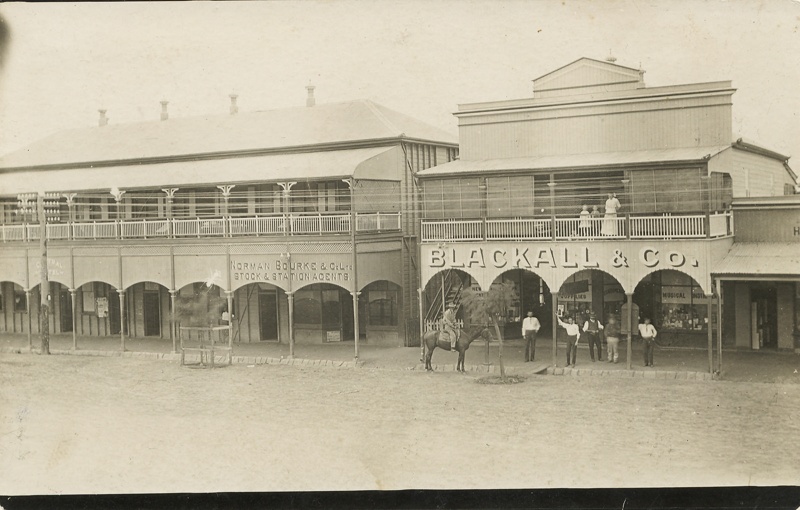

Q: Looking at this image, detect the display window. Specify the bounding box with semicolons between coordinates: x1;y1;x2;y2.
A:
654;271;708;331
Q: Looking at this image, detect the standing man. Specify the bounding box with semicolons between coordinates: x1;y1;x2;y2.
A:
521;310;541;362
604;315;621;363
557;315;582;367
583;311;604;362
638;317;658;367
442;303;459;351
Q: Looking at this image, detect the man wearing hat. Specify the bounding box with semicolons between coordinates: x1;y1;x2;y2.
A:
582;311;604;362
442;303;459;350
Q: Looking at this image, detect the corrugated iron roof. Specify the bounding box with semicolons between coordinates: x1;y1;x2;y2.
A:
0;100;457;170
712;243;800;276
418;146;731;176
0;146;400;194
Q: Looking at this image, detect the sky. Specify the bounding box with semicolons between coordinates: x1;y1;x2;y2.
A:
0;0;798;171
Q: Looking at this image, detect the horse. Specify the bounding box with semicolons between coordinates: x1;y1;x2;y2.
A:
422;325;493;373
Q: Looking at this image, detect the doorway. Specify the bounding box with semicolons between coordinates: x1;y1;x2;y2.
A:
109;291;121;335
60;289;73;333
751;287;778;349
258;289;279;341
143;291;161;337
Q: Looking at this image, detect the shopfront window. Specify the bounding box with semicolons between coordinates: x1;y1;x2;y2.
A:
654;271;708;331
365;281;399;327
294;284;344;328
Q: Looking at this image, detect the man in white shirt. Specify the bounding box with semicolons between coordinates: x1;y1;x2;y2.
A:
638;317;658;367
521;311;541;362
557;315;582;367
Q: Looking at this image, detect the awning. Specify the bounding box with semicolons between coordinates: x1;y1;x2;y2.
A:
417;146;731;176
712;243;800;278
0;146;399;195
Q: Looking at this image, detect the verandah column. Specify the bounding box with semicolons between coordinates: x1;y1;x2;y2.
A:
551;291;558;367
225;290;234;353
716;277;723;374
418;287;424;362
169;290;178;353
117;289;126;351
352;291;361;360
286;291;295;359
626;292;633;370
707;293;714;374
25;289;32;350
70;288;77;350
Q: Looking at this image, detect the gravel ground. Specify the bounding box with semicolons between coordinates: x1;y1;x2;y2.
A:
1;351;799;494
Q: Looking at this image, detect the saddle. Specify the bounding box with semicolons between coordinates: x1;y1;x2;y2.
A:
438;330;459;349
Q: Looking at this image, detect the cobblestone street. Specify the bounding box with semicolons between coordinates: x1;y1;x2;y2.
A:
1;350;798;494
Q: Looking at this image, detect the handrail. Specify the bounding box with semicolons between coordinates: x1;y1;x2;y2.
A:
420;211;734;242
0;211;403;242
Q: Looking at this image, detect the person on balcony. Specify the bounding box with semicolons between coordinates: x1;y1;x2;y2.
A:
442;303;460;351
578;205;591;237
521;310;541;362
582;311;604;362
601;193;621;236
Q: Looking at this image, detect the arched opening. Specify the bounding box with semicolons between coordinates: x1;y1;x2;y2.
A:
293;282;360;344
361;280;402;346
557;269;625;325
231;282;286;343
489;269;552;340
0;281;30;334
421;269;474;331
125;282;171;339
633;269;709;347
25;281;75;336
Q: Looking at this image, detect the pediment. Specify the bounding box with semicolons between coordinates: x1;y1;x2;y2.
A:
533;58;643;96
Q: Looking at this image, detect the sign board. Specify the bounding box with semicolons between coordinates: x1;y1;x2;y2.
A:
326;330;341;342
96;297;109;317
230;253;354;290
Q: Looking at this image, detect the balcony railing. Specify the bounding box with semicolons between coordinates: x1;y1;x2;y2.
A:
421;211;733;243
0;212;401;243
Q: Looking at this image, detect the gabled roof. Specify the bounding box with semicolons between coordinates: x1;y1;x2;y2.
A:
0;146;402;195
532;57;644;98
0;100;457;170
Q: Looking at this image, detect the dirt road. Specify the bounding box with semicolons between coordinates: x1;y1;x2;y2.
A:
1;353;798;494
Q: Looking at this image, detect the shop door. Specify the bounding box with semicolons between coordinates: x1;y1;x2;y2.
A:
143;291;161;337
109;292;121;335
258;291;278;341
751;288;778;349
60;290;73;333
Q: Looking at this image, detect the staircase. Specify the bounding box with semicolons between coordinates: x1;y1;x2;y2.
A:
424;270;465;329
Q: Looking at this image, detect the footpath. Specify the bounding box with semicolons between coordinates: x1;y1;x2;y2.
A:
2;333;799;383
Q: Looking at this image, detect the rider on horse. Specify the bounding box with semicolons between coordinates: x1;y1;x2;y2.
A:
442;303;460;350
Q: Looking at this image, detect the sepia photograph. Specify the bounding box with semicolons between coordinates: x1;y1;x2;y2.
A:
0;0;798;506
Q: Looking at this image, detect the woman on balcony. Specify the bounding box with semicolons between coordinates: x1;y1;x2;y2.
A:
601;193;621;236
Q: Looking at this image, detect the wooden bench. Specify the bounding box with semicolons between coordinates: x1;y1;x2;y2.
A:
179;326;232;368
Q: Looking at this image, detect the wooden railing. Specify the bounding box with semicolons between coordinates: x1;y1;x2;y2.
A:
0;212;401;242
421;211;733;242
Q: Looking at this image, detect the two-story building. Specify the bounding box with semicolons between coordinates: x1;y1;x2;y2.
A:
416;58;797;368
0;91;457;355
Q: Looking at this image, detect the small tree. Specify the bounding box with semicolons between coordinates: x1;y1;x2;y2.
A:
460;281;518;382
172;285;225;340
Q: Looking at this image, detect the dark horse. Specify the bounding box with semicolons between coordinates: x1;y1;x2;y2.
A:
422;325;493;373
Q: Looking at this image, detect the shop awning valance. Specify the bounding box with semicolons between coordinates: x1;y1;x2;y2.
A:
712;243;800;278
